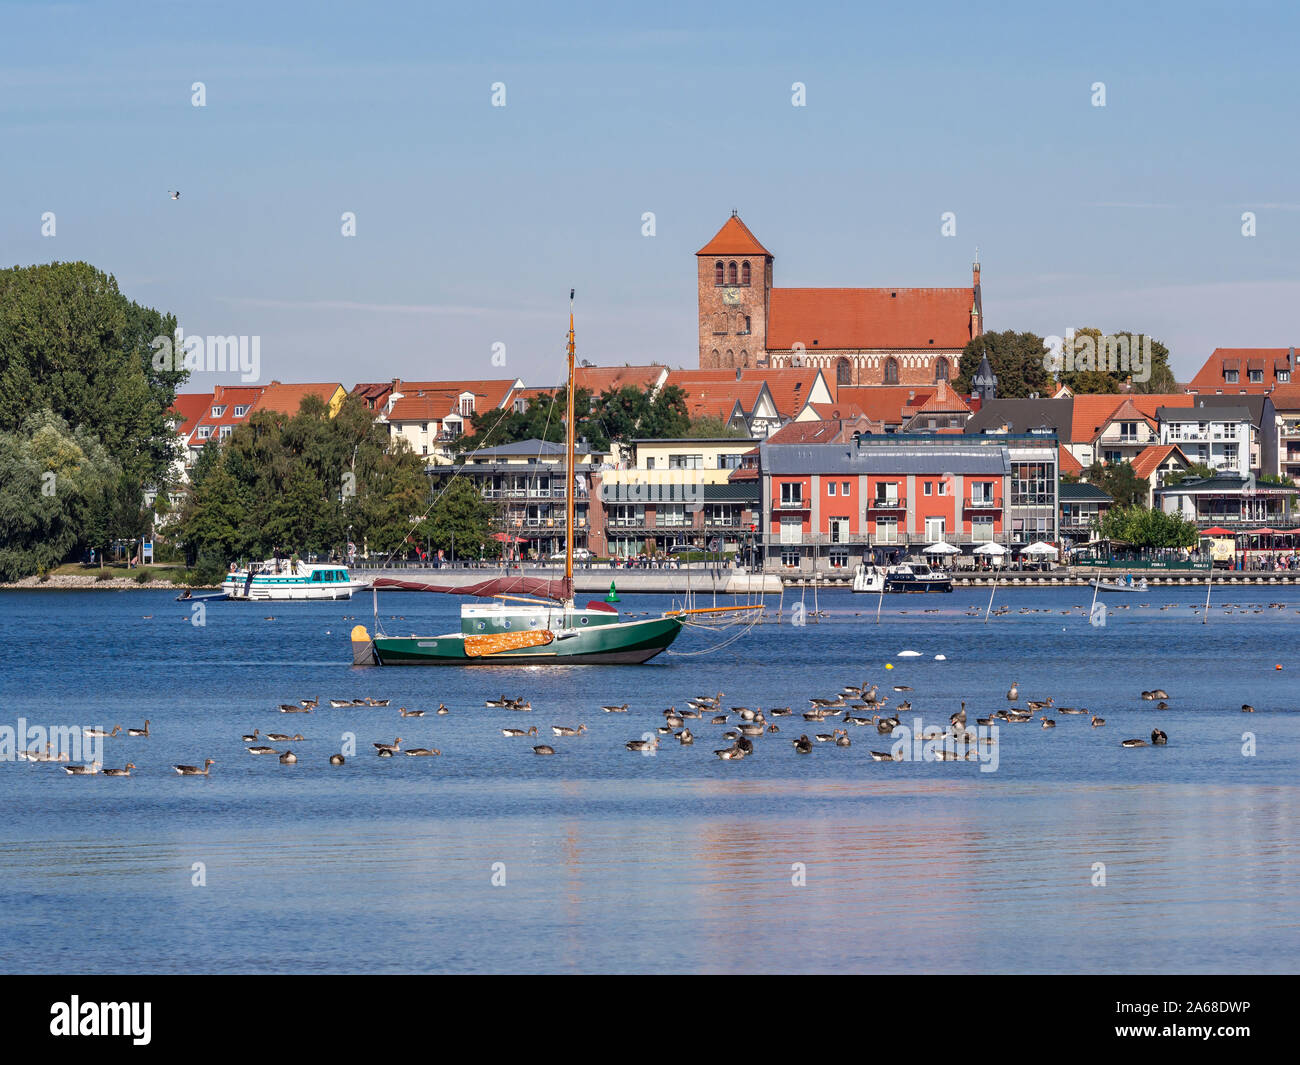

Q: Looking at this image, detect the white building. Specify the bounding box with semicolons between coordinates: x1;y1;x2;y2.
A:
1156;406;1251;475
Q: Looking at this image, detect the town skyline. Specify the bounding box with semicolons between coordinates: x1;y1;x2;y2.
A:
5;1;1300;392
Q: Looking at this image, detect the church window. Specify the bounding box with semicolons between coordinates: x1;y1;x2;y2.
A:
741;261;751;285
715;261;724;285
743;315;751;335
884;357;899;385
727;261;738;284
935;358;949;382
711;349;720;366
836;358;851;386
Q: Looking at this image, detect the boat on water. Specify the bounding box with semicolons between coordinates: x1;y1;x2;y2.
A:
223;559;369;601
349;292;744;667
1090;577;1149;593
851;561;953;593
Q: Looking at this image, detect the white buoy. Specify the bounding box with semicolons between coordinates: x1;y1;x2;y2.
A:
934;654;946;660
898;650;922;657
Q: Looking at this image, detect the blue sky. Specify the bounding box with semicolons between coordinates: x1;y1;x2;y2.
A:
3;0;1299;391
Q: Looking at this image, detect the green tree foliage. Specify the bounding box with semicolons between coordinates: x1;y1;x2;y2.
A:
0;262;185;497
460;385;690;454
1098;504;1199;548
0;411;120;579
1057;327;1176;394
954;330;1053;398
175;395;428;562
1161;462;1215;487
1084;460;1148;507
422;477;499;560
684;416;750;438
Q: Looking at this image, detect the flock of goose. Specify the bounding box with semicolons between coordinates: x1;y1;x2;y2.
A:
18;676;1204;777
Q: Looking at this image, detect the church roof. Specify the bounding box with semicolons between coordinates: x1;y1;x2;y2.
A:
766;287;975;350
696;215;771;257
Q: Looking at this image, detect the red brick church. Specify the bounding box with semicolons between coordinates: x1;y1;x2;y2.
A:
697;213;983;387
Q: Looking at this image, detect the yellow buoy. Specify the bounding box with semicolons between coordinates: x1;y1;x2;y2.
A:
885;663;893;670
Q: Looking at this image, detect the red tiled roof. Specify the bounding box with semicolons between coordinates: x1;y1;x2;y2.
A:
1069;393;1192;443
574;365;666;395
767;287;975;350
696;215;771;257
1188;347;1297;392
189;385;266;441
739;368;828;419
391;379;518;414
387;395;456;422
766;420;849;445
352;381;395;410
662;373;768;423
169;393;211;440
1267;384;1300;412
251;381;343;416
911;379;970;415
1130;444;1188;481
1059;447;1084;476
832;386;935;425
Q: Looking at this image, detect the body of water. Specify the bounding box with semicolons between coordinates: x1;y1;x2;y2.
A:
1;585;1296;973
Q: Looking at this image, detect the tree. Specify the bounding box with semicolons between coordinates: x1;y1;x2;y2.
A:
1098;504;1199;548
954;330;1053;398
424;477;497;560
1057;327;1176;394
684;416;750;438
1162;462;1215;487
0;410;120;579
1085;460;1147;507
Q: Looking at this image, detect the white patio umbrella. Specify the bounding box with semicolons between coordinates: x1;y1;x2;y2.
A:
923;542;960;555
1021;541;1059;557
972;542;1007;555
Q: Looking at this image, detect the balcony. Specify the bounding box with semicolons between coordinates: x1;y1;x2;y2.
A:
964;495;1003;511
866;496;907;512
778;497;809;510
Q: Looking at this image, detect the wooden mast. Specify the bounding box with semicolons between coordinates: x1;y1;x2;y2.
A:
565;289;576;598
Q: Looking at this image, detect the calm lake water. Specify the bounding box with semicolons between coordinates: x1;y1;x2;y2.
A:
1;584;1298;973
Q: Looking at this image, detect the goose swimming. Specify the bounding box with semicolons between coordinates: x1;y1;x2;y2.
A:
173;758;215;775
399;707;425;717
869;751;898;762
502;727;538;737
247;746;278;755
551;725;586;737
625;738;658;752
1121;738;1148;748
102;763;136;777
279;750;297;764
64;761;101;775
1040;717;1056;729
127;720;150;737
406;747;441;756
793;735;813;754
835;730;851;747
532;745;556;755
436;703;450;715
1007;682;1019;701
1090;716;1105;727
1241;704;1255;713
265;733;305;743
602;704;630;713
676;728;694;745
329;753;345;765
83;725;120;738
242;728;260;743
1150;729;1168;746
373;738;402;754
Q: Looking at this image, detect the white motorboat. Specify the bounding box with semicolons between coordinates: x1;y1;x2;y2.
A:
223;559;369;601
852;564;886;593
1090;577;1148;593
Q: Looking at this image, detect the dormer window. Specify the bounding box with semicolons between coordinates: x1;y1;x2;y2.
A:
234;405;249;417
459;394;474;416
1280;371;1291;383
1225;370;1239;383
1249;369;1263;383
211;405;226;417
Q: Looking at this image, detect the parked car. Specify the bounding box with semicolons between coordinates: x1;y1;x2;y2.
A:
549;548;592;561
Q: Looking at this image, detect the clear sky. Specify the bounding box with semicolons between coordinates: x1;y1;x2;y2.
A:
3;0;1299;391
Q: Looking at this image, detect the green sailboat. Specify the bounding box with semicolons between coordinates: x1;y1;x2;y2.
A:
350;292;688;667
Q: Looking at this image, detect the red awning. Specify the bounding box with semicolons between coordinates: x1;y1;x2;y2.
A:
1200;526;1237;536
493;532;526;544
1248;528;1286;536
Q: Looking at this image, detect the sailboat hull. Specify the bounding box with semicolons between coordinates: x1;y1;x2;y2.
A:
368;615;686;666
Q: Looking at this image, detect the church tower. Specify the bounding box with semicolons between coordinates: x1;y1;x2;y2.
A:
972;350;998;402
696;212;772;370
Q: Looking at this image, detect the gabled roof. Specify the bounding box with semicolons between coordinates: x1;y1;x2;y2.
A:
1070;393;1191;443
387;394;457;423
1130;443;1190;481
169;393;212;441
1188;347;1297;393
189;385;266;440
832;386;935;425
251;381;344;416
766;287;975;350
391;379;519;414
352;381;396;410
911;380;970;415
765;419;856;445
1267;384;1300;412
742;367;831;419
696;215;771;257
574;364;668;395
1059;446;1084;476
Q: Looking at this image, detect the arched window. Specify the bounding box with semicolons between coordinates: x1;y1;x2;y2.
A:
727;261;738;284
739;350;747;366
714;261;724;285
836;358;852;386
725;349;735;368
884;357;899;385
935;358;949;382
743;315;751;335
711;349;720;367
741;261;751;285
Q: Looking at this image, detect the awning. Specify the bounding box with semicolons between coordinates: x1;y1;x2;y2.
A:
1200;526;1237;536
493;532;526;544
972;542;1007;555
923;542;960;554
